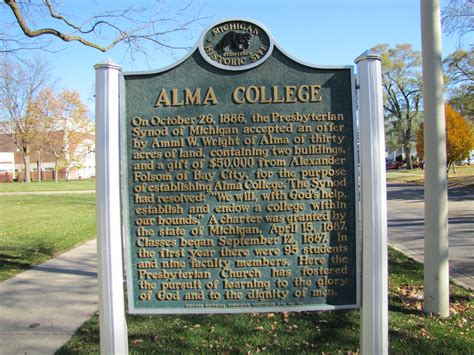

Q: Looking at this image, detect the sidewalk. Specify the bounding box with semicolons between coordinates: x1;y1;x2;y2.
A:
0;239;98;355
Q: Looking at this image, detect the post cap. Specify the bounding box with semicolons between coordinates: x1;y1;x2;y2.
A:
94;58;122;71
355;50;382;64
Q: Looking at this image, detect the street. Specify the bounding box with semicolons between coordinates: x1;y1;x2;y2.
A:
387;183;474;289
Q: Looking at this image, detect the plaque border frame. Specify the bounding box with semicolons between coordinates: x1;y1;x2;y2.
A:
120;19;361;315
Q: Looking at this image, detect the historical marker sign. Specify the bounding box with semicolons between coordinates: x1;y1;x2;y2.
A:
122;19;359;314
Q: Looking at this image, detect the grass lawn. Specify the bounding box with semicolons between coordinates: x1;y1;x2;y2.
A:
387;165;474;188
0;193;96;281
57;249;473;354
0;179;95;193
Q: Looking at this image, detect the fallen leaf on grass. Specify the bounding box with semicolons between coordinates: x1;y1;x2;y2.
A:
285;324;299;332
450;302;471;314
420;327;433;340
396;284;423;311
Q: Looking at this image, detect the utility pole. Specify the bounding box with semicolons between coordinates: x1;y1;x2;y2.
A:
420;0;450;317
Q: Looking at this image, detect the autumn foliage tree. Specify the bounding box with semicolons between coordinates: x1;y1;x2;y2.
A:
29;88;92;182
416;104;474;172
50;90;92;182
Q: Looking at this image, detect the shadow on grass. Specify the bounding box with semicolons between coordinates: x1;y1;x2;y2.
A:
0;243;55;280
389;327;441;353
0;253;32;269
450;291;472;304
388;299;423;316
124;310;360;353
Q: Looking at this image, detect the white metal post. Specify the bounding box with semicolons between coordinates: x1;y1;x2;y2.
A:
420;0;450;317
95;59;129;354
355;51;388;355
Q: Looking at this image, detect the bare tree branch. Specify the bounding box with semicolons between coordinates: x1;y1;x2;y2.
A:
442;0;473;43
1;0;208;54
0;55;52;182
43;0;110;35
5;0;109;50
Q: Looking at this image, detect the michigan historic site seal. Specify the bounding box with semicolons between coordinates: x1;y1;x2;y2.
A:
199;19;273;71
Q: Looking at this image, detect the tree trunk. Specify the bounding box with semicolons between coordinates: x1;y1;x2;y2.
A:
22;147;31;183
404;143;413;169
404;127;413;169
37;160;41;182
54;160;59;183
37;149;43;182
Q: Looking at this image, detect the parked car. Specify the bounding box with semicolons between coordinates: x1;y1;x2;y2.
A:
386;161;405;169
457;154;473;165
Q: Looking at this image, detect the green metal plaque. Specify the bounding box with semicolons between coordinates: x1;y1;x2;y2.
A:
122;19;359;314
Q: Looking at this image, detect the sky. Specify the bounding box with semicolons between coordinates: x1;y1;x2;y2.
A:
35;0;471;111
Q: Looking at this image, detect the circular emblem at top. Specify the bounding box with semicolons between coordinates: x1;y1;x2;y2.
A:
199;19;273;71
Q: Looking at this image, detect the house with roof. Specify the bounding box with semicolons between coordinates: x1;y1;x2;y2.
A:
0;129;95;182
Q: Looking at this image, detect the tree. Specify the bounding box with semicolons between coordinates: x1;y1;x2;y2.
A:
30;88;92;182
0;55;50;182
26;87;57;182
373;43;423;169
442;0;473;43
447;88;474;122
444;49;474;86
416;104;474;172
1;0;205;55
443;49;474;121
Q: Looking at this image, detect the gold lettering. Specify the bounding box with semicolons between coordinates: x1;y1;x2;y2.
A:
154;87;218;107
285;85;297;103
184;88;201;105
154;88;170;107
231;84;323;105
171;88;184;106
271;86;285;103
202;86;218;105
